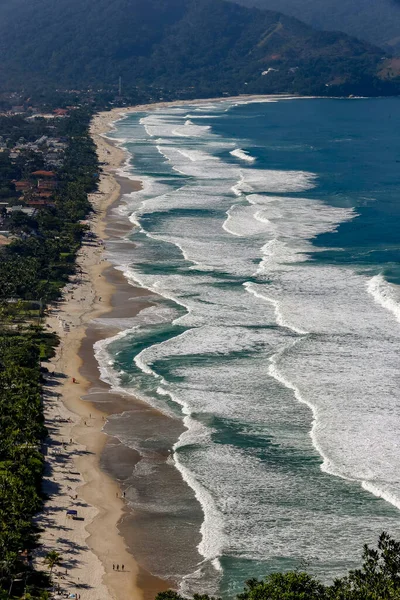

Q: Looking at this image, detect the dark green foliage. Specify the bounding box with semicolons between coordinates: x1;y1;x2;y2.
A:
0;109;97;305
233;0;400;55
238;573;326;600
0;333;50;599
156;593;221;600
0;116;52;145
328;533;400;599
0;108;97;599
0;0;397;98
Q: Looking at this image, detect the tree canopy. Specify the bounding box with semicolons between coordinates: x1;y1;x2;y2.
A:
0;0;398;98
234;0;400;56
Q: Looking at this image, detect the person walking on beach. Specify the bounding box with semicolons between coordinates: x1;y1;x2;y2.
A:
113;564;115;570
116;564;119;571
122;564;124;571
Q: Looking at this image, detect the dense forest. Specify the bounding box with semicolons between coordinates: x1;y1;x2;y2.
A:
0;0;398;98
0;332;55;600
233;0;400;55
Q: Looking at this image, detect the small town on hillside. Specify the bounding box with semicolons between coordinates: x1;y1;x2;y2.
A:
0;110;68;244
0;92;116;246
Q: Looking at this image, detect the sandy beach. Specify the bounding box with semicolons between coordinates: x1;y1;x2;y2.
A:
91;93;303;137
36;93;272;600
36;112;170;600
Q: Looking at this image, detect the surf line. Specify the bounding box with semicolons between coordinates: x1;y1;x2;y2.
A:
230;148;256;163
267;342;339;478
243;281;308;335
367;273;400;324
250;277;400;510
243;280;350;484
133;346;226;579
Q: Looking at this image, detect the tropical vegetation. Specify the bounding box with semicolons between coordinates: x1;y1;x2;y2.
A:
0;110;96;309
0;331;52;599
234;0;400;55
0;107;99;599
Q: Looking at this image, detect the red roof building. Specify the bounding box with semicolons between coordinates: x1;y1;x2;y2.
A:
31;170;56;178
13;180;32;192
26;199;55;207
35;190;53;199
54;108;69;116
38;180;58;190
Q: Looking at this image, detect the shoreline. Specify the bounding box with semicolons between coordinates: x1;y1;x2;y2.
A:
36;92;400;600
38;115;170;600
96;93;309;134
38;92;281;600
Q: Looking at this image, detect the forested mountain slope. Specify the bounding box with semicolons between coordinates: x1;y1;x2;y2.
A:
0;0;398;98
234;0;400;55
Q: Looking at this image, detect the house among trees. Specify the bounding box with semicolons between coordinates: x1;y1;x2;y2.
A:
31;170;56;178
53;108;69;117
13;180;31;192
10;170;58;208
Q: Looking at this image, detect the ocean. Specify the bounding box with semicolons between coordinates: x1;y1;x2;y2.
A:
99;97;400;597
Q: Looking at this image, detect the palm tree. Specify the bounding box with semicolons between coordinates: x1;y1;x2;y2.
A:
43;550;61;576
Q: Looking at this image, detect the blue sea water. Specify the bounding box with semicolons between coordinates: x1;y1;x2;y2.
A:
100;97;400;596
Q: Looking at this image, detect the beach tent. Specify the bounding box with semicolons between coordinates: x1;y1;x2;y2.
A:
66;509;78;518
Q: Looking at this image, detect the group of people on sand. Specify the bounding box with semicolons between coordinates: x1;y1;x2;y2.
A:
112;564;124;571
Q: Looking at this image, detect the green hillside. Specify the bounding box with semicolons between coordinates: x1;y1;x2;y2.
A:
233;0;400;55
0;0;398;98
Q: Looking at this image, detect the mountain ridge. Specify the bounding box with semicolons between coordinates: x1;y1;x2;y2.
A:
232;0;400;55
0;0;398;98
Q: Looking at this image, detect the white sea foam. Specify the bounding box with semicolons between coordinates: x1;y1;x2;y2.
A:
230;148;256;163
222;204;275;238
174;440;225;563
94;328;139;390
136;351;226;565
367;274;400;323
155;144;237;180
101;103;400;589
235;169;317;194
184;114;220;119
244;282;308;335
361;482;400;512
222;206;245;237
176;148;220;162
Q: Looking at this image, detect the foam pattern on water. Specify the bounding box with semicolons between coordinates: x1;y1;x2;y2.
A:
102;103;400;593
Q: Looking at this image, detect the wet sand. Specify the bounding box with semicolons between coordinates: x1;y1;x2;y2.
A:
38;106;206;600
83;190;204;595
36;114;171;600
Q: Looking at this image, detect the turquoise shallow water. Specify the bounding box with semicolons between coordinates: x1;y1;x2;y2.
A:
101;98;400;596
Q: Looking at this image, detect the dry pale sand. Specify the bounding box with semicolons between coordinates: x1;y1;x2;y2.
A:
35;116;146;600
